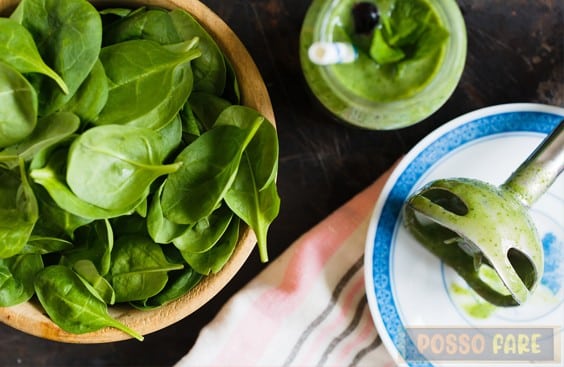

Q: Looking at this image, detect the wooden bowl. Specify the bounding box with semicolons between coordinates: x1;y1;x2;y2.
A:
0;0;274;343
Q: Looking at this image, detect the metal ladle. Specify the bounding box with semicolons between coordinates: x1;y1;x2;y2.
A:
404;121;564;306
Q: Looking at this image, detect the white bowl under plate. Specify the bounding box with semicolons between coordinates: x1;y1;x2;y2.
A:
364;103;564;367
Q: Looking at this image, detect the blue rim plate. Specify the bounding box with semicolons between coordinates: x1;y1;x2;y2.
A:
364;103;564;367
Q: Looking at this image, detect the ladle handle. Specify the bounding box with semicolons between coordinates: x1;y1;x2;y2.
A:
502;120;564;207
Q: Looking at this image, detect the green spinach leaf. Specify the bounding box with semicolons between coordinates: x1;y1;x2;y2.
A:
169;9;226;95
21;235;73;255
189;92;232;131
182;217;239;275
0;112;80;169
0;18;68;93
10;0;102;115
31;148;147;219
161;121;262;224
73;259;115;305
109;235;183;302
95;39;199;129
61;60;108;124
0;62;37;148
225;156;280;262
0;160;38;259
0;254;43;306
60;220;113;276
215;105;278;190
173;204;233;254
66;124;182;211
147;182;189;244
34;265;143;340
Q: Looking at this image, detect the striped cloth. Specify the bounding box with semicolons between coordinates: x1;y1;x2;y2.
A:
175;168;396;367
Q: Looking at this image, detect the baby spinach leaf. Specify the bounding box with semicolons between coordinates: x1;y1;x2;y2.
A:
189;92;232;131
131;265;202;310
95;39;199;129
155;114;183;162
0;112;80;169
173;204;233;254
161;121;262;224
109;235;183;302
225;156;280;262
34;265;143;340
30;148;146;219
0;62;37;148
10;0;102;115
73;259;116;305
215;105;278;190
0;160;38;259
147;183;189;244
0;18;68;93
34;184;93;238
60;220;113;276
182;217;240;275
169;9;227;95
21;235;73;255
102;8;181;46
102;8;226;95
66;124;182;211
179;100;204;139
0;254;43;306
61;60;108;124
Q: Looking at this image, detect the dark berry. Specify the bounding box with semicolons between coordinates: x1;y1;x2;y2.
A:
352;2;380;34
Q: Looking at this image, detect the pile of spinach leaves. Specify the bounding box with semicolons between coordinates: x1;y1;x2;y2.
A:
0;0;280;341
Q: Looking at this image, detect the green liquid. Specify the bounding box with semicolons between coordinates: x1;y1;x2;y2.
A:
327;0;449;102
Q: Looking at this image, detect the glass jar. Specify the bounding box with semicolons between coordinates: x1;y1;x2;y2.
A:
300;0;467;129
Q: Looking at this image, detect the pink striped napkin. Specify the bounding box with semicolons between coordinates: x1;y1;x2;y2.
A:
175;167;396;367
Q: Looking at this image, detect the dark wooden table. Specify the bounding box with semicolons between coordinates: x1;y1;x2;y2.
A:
1;0;562;366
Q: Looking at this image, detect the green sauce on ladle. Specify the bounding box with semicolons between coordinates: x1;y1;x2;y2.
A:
404;121;564;306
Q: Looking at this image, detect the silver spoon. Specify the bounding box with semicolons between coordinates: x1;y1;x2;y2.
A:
404;120;563;306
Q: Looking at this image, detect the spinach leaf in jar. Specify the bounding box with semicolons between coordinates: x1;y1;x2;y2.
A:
34;265;143;340
0;62;37;149
66;124;182;211
0;18;68;94
10;0;102;115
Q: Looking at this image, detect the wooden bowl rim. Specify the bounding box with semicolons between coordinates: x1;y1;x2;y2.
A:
0;0;274;343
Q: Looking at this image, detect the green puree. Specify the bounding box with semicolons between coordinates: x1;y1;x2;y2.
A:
328;0;449;102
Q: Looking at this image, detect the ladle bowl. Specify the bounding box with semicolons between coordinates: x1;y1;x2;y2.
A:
404;120;564;306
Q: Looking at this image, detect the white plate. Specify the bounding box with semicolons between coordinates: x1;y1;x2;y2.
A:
364;103;564;367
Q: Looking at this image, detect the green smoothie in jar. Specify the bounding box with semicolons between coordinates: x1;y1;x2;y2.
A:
300;0;467;129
